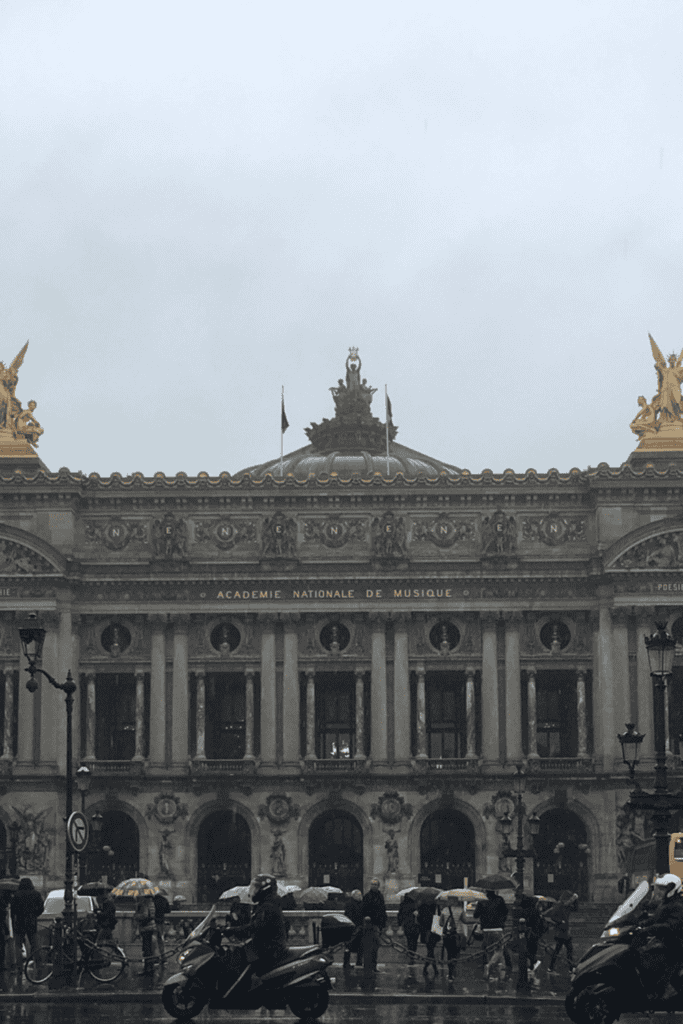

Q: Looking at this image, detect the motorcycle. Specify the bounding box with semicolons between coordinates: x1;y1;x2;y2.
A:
565;879;683;1024
162;905;335;1021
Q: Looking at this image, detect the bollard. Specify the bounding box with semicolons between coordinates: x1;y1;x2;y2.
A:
516;915;529;991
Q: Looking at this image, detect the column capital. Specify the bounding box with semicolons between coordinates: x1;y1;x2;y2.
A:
480;612;500;630
611;607;631;626
502;611;523;626
304;666;316;680
85;668;96;683
245;665;258;680
465;665;476;680
354;665;366;679
194;665;206;680
415;662;426;677
258;612;278;624
134;666;146;681
526;664;537;679
391;612;410;629
147;612;168;627
280;613;301;628
171;614;191;632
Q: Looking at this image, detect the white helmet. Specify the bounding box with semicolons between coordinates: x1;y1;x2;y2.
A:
654;873;682;899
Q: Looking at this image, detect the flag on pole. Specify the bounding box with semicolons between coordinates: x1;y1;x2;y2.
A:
281;393;289;433
386;392;393;424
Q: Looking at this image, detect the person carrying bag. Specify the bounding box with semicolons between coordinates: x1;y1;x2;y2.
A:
134;895;156;976
439;898;467;981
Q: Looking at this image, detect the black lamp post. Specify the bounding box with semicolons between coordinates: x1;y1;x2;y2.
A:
617;723;645;781
17;612;78;985
621;623;683;877
75;765;91;814
500;765;541;991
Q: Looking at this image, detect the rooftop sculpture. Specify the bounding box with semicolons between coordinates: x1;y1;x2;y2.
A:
630;334;683;453
0;341;43;463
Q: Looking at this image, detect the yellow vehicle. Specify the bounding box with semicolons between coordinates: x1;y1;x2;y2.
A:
669;832;683;884
620;833;683;894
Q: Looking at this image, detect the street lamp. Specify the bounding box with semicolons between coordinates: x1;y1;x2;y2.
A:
622;623;683;877
17;612;78;985
75;765;91;814
617;723;645;781
499;765;541;990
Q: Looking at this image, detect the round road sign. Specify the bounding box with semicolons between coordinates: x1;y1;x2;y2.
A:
67;811;89;854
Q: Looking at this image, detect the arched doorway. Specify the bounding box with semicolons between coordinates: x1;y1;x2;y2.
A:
309;810;363;892
198;811;251;903
534;808;589;899
80;811;139;886
420;809;475;888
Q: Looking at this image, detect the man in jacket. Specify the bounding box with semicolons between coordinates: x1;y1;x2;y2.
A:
397;894;420;964
474;890;508;979
546;890;577;974
10;878;44;969
342;890;364;969
359;881;386;973
153;892;170;967
224;874;288;975
95;893;117;945
634;874;683;1000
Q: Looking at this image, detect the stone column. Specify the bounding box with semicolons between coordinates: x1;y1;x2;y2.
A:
149;615;166;766
527;667;539;759
415;663;427;760
635;609;655;762
282;618;300;764
595;602;616;773
39;625;59;765
370;617;388;763
244;667;256;760
354;666;366;760
465;666;477;759
504;613;522;764
171;616;189;765
576;670;588;758
133;667;146;761
481;614;500;764
16;631;34;763
194;667;206;760
84;671;96;761
393;616;410;763
1;666;14;761
611;609;631;752
260;617;277;765
304;667;316;760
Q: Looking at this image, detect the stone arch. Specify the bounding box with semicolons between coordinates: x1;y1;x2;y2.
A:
531;797;601;900
0;524;66;574
187;799;260;902
81;799;144;885
409;797;486;884
604;516;683;570
297;798;372;889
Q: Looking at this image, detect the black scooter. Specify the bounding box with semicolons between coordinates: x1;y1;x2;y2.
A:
565;880;683;1024
162;905;338;1021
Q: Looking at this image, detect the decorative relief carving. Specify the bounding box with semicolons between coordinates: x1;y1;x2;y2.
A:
0;541;55;574
371;512;407;558
151;514;188;560
261;512;297;558
12;805;53;873
302;517;366;549
258;794;301;830
145;793;189;826
194;519;256;551
481;511;517;554
522;514;586;546
85;519;147;551
370;791;413;830
412;514;475;548
521;616;538;654
615;532;683;569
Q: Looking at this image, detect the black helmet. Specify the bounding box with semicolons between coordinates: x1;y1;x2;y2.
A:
249;874;277;904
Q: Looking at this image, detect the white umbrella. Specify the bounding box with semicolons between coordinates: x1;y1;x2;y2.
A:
279;883;301;896
219;885;252;903
320;886;343;894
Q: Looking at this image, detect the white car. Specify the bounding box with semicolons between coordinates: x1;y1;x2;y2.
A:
41;889;97;918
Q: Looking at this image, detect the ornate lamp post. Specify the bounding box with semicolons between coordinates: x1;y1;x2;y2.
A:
75;765;91;814
621;624;683;877
617;723;645;781
499;765;541;992
17;612;78;985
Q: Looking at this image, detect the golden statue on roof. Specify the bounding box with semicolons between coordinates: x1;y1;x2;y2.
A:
630;335;683;452
0;341;43;463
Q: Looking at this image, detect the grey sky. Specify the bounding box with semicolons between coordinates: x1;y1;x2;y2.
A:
1;1;682;476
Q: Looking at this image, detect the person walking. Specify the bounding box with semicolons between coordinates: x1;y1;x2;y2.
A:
546;890;578;974
10;878;43;971
153;891;171;968
95;892;117;945
473;889;508;980
134;894;157;975
342;890;364;969
0;890;11;971
515;893;544;973
359;880;386;971
417;898;440;976
397;894;420;964
440;896;466;981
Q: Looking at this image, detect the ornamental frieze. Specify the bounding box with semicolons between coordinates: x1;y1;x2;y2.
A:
481;511;517;554
85;518;147;551
145;792;189;826
151;513;188;560
0;540;56;574
412;514;475;548
522;514;586;546
371;511;407;558
194;518;256;551
370;791;413;830
614;531;683;569
258;794;300;829
261;512;297;558
302;516;367;548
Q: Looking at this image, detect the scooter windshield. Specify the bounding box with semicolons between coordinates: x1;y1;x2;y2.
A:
186;905;217;942
605;880;650;927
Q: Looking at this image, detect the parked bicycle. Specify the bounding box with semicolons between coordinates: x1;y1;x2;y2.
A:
25;921;127;985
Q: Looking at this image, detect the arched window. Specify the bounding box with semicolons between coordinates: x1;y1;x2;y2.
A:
533;808;589;900
80;810;139;887
420;809;475;888
197;811;251;904
309;810;363;892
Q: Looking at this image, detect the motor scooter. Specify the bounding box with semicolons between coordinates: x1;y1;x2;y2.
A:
161;905;337;1021
565;880;683;1024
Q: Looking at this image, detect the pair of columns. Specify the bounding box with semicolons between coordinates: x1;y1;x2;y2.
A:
83;668;146;761
525;667;589;758
193;667;256;760
413;664;477;761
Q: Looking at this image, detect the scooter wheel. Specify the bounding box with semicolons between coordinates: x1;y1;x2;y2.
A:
162;979;209;1020
287;986;329;1020
574;983;619;1024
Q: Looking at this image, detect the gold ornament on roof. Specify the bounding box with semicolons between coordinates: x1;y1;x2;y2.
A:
630;335;683;452
0;341;43;461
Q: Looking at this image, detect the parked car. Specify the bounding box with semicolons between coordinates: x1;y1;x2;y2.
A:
41;889;97;919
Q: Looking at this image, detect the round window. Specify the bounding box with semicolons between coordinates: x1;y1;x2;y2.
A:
540;620;571;652
320;622;350;653
210;622;242;653
429;621;460;652
101;623;131;656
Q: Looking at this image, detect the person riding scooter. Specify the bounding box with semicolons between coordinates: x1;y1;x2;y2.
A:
633;873;683;1000
222;874;288;974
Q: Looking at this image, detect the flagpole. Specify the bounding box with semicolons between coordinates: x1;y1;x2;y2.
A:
385;385;390;477
280;386;284;477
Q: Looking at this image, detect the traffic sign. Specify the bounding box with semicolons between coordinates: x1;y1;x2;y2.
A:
67;811;89;854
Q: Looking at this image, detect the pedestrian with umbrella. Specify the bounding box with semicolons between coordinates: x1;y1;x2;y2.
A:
342;890;363;969
360;879;387;973
153;888;171;967
473;888;509;980
397;893;420;964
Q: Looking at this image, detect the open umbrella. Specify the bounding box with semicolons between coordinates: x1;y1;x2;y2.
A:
0;878;20;892
474;874;517;890
436;888;487;902
293;886;329;905
219;885;252;903
320;886;343;894
111;877;161;898
77;882;113;897
278;884;301;896
394;886;443;905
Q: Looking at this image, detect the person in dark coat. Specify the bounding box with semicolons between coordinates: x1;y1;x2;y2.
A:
397;894;420;963
95;894;117;944
223;875;288;974
0;890;12;970
632;874;683;1000
342;890;364;969
516;892;544;972
473;890;508;979
417;899;440;975
546;890;577;973
10;878;44;967
359;880;386;972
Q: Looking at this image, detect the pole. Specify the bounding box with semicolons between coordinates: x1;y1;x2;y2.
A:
652;672;671;876
280;386;285;478
64;673;76;980
384;386;390;477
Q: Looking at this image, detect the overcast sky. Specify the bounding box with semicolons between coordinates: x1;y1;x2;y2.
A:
1;1;682;477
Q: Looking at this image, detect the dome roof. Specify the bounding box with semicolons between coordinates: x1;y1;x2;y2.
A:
234;348;461;481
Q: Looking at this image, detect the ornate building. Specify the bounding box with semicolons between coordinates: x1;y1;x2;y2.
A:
1;340;683;902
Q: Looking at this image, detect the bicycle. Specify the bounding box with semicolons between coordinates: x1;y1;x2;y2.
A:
25;923;127;985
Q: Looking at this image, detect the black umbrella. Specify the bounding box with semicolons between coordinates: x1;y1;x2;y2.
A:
77;882;113;896
0;878;20;892
473;874;517;890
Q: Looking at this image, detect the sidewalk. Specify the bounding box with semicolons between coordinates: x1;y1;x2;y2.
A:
0;945;574;1005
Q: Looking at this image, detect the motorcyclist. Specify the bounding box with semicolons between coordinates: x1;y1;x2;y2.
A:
633;873;683;1000
222;874;288;975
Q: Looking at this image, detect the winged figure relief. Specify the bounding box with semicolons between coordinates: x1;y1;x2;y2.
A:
0;341;28;432
650;333;683;422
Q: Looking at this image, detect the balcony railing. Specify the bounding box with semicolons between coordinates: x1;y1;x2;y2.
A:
426;758;478;771
527;757;594;773
89;760;146;774
301;758;366;772
191;759;257;774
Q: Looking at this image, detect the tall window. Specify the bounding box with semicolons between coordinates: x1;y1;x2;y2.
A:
95;674;137;760
206;674;246;759
426;673;465;758
534;671;579;757
0;669;17;758
317;674;355;759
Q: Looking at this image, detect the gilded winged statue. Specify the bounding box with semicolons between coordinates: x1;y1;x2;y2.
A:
0;341;43;448
630;335;683;448
649;334;683;422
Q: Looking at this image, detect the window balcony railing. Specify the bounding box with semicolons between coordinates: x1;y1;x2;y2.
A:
426;758;478;772
527;757;594;773
301;758;367;773
89;759;147;774
191;758;258;774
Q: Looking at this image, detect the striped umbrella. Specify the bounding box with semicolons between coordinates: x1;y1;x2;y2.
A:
111;877;161;898
436;888;487;902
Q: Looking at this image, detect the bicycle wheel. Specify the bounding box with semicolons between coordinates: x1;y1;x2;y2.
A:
25;952;54;984
87;942;126;983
